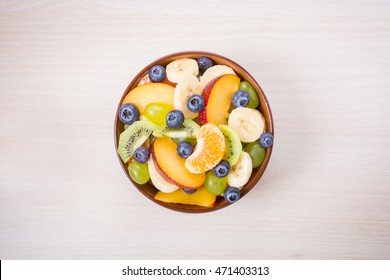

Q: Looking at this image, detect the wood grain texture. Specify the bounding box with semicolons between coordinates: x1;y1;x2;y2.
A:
1;0;390;259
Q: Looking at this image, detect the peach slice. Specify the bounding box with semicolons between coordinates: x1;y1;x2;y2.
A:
122;83;174;113
198;77;220;124
152;137;206;189
198;74;240;125
155;187;216;207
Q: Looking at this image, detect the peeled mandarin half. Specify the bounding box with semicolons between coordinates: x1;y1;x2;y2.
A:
184;123;225;174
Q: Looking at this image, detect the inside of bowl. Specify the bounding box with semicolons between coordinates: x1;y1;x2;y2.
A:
115;51;273;213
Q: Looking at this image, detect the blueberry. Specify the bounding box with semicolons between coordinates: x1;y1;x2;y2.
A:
213;160;231;178
119;103;140;125
183;188;197;194
177;141;194;159
223;187;241;203
148;65;166;82
232;90;250;108
166;110;184;129
197;57;213;74
259;132;273;148
187;94;205;113
133;146;150;164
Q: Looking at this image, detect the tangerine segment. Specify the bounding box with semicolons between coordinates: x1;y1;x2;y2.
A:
185;123;226;173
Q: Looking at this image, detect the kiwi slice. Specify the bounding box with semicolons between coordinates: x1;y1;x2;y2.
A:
219;125;242;166
153;119;200;138
117;120;155;163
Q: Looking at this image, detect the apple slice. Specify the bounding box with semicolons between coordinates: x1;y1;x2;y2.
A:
152;137;206;189
198;74;240;125
122;83;174;113
155;187;216;207
148;158;179;193
137;73;177;88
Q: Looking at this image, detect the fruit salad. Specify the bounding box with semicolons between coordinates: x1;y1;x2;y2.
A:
116;55;273;208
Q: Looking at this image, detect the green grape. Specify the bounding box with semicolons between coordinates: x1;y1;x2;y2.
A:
239;81;259;109
128;161;150;184
172;137;197;146
244;141;265;168
204;172;227;196
143;103;173;126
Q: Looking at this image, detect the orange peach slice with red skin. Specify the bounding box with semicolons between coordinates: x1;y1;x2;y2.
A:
154;187;216;207
152;137;206;189
198;77;220;125
122;83;174;113
198;74;240;125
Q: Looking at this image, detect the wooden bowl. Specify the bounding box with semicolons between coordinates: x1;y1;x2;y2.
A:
114;51;274;213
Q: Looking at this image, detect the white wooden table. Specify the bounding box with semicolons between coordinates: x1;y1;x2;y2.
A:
1;0;389;259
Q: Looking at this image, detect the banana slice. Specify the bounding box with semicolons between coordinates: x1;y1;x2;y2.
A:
148;158;179;193
228;107;265;143
227;151;252;189
174;75;202;119
200;65;236;88
166;58;199;83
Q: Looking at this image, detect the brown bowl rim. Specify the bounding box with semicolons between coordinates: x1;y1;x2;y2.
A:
114;51;274;213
